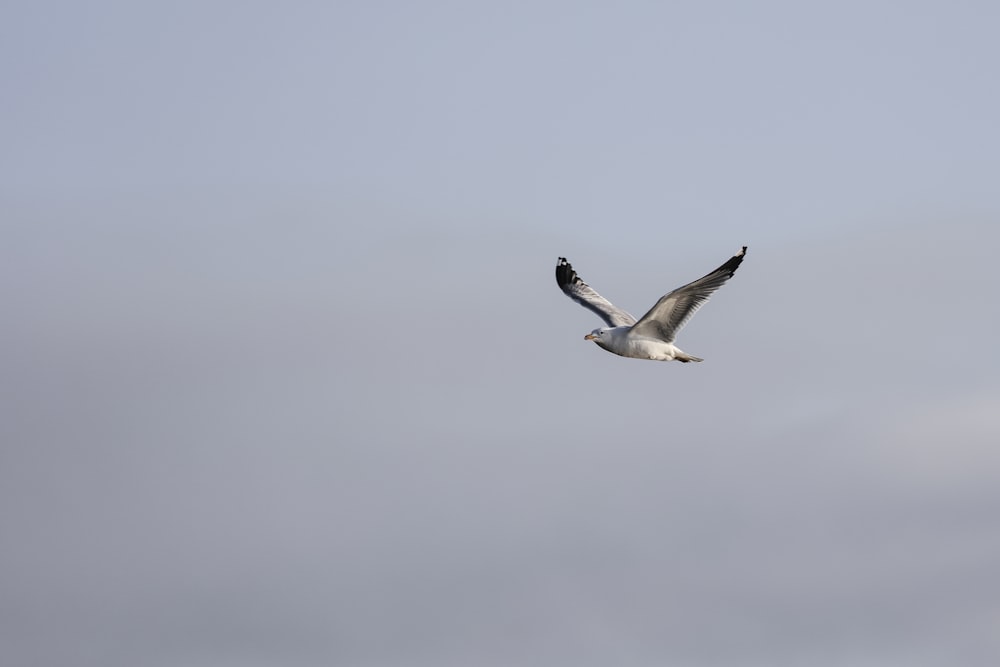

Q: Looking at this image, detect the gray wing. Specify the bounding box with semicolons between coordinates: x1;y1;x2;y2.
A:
555;257;637;327
629;246;747;342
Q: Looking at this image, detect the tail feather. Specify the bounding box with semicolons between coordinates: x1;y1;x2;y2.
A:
675;352;703;363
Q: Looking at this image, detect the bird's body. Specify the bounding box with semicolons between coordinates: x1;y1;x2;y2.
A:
555;247;747;362
587;326;702;362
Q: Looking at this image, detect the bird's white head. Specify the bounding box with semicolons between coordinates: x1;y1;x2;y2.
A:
584;328;606;342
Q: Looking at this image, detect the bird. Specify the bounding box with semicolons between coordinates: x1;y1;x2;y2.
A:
555;246;747;362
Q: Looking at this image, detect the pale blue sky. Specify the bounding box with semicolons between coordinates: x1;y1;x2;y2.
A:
3;2;1000;666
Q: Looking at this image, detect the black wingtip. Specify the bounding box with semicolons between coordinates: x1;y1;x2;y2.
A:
716;246;748;277
555;257;575;288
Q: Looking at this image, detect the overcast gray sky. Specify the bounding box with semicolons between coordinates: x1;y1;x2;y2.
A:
3;2;1000;666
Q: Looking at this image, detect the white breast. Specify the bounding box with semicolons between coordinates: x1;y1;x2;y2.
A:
600;330;681;361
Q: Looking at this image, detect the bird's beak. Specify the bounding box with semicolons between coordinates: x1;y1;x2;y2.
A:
584;334;596;340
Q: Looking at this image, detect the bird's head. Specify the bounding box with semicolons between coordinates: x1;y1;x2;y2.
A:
584;328;606;342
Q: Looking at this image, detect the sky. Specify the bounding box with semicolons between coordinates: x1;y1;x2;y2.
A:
2;1;1000;666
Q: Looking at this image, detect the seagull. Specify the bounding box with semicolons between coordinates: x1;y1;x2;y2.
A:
555;246;747;362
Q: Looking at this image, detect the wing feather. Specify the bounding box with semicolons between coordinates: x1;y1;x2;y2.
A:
555;257;637;328
630;246;747;343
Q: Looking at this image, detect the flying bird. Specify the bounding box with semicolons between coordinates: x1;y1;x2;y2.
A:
555;246;747;362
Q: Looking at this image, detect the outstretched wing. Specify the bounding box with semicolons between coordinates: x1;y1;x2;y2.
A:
555;257;637;327
629;246;747;343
